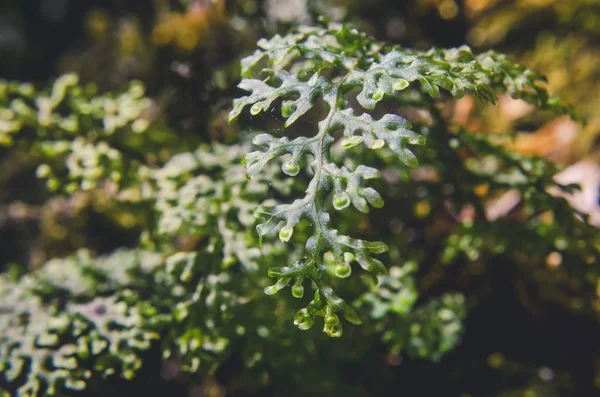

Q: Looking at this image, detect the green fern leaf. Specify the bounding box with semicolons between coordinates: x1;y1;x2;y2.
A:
229;23;577;336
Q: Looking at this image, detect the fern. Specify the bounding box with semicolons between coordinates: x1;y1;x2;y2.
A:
0;250;166;395
0;246;242;396
0;140;466;395
151;143;293;269
0;74;182;195
229;23;578;336
2;20;597;397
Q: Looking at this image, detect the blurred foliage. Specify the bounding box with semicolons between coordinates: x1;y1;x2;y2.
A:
0;0;598;396
0;141;470;396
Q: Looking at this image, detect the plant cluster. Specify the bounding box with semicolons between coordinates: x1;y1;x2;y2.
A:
0;21;598;397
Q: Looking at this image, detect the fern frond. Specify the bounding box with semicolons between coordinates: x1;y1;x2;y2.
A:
0;247;238;396
229;23;576;336
0;74;175;194
0;250;165;395
152;143;292;269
